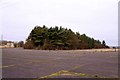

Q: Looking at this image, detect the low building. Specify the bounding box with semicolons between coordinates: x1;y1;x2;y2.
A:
6;42;14;48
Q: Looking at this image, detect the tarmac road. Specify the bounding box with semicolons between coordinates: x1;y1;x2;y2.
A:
2;48;118;78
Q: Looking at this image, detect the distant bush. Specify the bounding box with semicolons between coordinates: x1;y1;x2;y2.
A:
18;41;24;47
23;41;34;49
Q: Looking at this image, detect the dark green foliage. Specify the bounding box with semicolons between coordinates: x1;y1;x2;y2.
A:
102;40;109;48
18;41;24;47
24;25;109;50
23;40;34;49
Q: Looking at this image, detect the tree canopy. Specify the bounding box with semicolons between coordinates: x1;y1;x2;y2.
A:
24;25;109;50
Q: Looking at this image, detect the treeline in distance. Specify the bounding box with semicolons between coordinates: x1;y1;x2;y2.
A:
24;25;109;50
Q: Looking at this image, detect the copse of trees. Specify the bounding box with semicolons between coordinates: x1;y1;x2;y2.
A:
24;25;109;50
14;41;24;48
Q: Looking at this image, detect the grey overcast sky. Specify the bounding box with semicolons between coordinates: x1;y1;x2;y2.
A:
0;0;119;46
